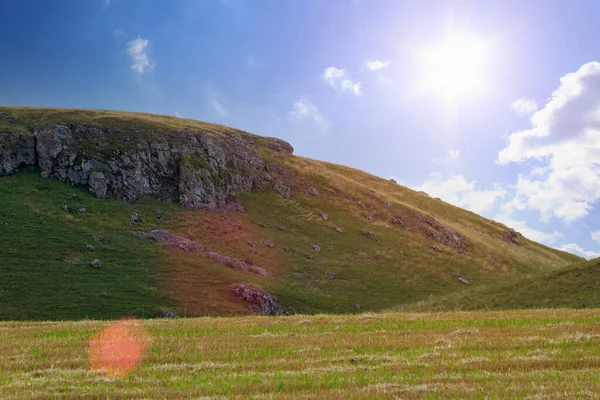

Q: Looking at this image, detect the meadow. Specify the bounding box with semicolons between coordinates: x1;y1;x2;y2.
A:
1;309;600;399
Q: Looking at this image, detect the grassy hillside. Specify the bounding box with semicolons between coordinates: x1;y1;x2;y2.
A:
400;258;600;312
2;310;600;398
0;106;583;320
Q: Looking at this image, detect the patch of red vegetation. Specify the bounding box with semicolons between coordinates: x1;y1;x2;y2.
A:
158;211;283;316
89;319;150;379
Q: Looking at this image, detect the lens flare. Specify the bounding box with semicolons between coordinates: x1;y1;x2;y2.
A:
89;319;151;379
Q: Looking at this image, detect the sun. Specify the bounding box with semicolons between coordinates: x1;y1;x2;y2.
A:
417;32;487;101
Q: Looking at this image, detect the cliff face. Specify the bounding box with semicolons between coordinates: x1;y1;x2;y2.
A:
0;123;293;210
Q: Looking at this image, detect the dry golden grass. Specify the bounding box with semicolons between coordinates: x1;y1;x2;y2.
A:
1;309;600;399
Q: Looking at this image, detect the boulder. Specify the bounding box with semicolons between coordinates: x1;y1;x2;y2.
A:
307;186;320;198
130;213;145;223
431;245;441;252
156;309;177;319
273;180;292;199
319;212;328;221
362;231;378;241
86;245;96;252
233;285;289;315
311;244;321;252
328;272;336;279
458;277;470;285
335;227;343;233
90;259;102;269
91;235;101;243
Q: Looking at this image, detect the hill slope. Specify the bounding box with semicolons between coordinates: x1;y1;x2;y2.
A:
0;106;582;319
400;258;600;312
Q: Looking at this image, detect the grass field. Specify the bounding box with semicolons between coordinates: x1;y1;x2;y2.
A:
1;309;600;399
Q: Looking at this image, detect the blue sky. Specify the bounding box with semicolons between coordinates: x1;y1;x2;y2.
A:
1;0;600;258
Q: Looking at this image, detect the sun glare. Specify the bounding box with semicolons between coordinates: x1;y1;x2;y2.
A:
418;32;487;101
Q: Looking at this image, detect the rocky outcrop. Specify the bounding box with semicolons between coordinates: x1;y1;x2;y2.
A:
417;213;466;250
138;229;270;276
233;284;289;315
0;124;295;210
502;229;521;245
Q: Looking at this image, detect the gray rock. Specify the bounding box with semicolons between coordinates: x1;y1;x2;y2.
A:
278;226;286;232
233;284;290;315
362;231;378;241
155;211;165;220
91;235;101;243
491;255;500;262
388;217;404;226
1;123;295;211
130;213;145;223
68;193;77;199
328;272;336;279
0;112;14;124
78;208;87;214
502;229;521;245
273;180;291;199
311;244;321;252
282;247;289;252
307;186;320;198
335;227;343;233
389;179;397;184
86;245;96;252
156;309;177;319
90;259;102;269
365;214;373;221
61;204;69;212
431;245;441;252
354;304;361;310
458;277;470;285
319;212;328;221
247;241;256;248
264;242;274;248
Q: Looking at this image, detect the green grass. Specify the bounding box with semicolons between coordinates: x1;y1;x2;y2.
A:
399;258;600;312
1;309;600;398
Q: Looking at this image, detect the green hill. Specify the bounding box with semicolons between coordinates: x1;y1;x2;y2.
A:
0;106;582;320
399;258;600;312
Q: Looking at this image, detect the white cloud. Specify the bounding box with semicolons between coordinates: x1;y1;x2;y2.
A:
210;100;227;117
494;214;563;245
511;98;538;116
366;60;390;71
499;62;600;223
289;98;329;130
592;231;600;244
412;173;506;215
127;37;154;74
558;243;600;260
449;150;460;158
323;66;361;95
341;80;361;95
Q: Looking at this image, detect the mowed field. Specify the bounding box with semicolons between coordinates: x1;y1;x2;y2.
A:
2;309;600;399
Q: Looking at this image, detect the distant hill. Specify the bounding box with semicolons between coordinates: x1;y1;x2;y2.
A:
0;106;582;320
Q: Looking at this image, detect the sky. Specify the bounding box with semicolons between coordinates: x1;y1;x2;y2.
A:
1;0;600;259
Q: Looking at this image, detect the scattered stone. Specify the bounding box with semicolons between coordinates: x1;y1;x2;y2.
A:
307;186;320;198
68;193;77;199
90;259;102;269
328;272;336;279
278;226;286;232
387;203;393;209
233;284;289;315
130;213;145;223
501;229;521;245
335;227;343;233
86;245;96;252
458;277;470;285
0;112;14;124
60;204;69;212
417;213;466;249
431;245;441;252
92;235;101;243
311;244;321;252
491;255;500;262
156;309;177;319
155;211;165;220
249;249;258;254
78;208;87;214
138;229;270;276
282;247;289;253
319;212;328;221
264;242;274;248
354;304;361;310
388;217;404;226
362;231;378;241
258;223;266;228
273;180;292;199
365;214;373;221
247;241;256;248
305;255;313;260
